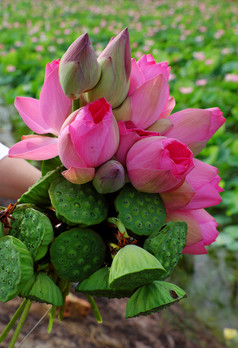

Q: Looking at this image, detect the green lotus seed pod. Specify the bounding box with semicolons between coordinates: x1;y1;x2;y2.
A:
49;177;108;226
18;166;63;206
109;245;165;289
126;280;187;318
10;208;54;261
76;267;133;298
143;221;187;280
115;184;166;236
20;272;63;306
0;236;34;302
50;227;106;282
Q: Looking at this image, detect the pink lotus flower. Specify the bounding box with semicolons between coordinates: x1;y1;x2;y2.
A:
114;121;159;166
161;159;223;210
9;60;72;160
58;98;119;184
126;136;194;193
113;54;170;129
166;209;219;254
163;107;225;156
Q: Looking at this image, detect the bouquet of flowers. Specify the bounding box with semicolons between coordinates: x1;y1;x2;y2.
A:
0;28;225;346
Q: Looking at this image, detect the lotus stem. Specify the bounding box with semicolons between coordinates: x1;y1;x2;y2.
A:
0;298;28;343
86;295;102;323
8;299;32;348
72;99;80;112
107;217;130;238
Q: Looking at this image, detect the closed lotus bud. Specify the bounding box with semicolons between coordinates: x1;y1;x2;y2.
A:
84;28;131;108
93;160;126;194
59;33;101;99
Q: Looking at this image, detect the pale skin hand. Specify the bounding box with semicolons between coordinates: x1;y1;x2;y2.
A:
0;156;41;200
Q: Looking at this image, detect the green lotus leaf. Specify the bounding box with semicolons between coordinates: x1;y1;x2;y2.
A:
76;267;134;298
109;245;165;289
0;236;34;302
126;280;187;318
49;177;108;226
115;184;166;236
41;157;62;176
144;221;187;280
50;227;106;282
10;208;54;261
18;166;63;206
21;272;63;306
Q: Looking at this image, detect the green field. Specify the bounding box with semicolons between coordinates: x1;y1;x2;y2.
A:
0;0;238;246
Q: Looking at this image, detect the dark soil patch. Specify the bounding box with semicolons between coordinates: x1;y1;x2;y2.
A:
0;293;227;348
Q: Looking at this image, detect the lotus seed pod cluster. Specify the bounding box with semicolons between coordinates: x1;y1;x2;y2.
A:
0;28;225;340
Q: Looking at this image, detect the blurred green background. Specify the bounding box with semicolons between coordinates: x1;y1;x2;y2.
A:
0;0;237;344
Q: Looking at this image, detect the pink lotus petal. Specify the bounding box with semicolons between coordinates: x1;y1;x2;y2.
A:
161;181;196;210
128;58;144;94
184;159;223;209
115;121;159;166
159;96;175;119
147;118;173;134
40;62;72;135
130;74;169;129
165;108;225;155
166;208;219;253
62;166;95;184
183;241;207;254
9;135;58;160
14;97;51;134
140;62;170;82
58;126;87;169
166;209;203;246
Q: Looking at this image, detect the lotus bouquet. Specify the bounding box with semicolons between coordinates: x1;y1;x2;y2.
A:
0;28;225;346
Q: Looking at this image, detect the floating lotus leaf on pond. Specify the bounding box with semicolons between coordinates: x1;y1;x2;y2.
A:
0;236;34;302
143;221;187;280
76;267;134;298
109;245;165;289
10;208;54;261
18;166;63;206
126;280;187;318
49;177;108;226
20;272;63;306
50;227;106;282
115;184;166;236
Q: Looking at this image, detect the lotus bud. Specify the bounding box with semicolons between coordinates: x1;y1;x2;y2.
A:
93;160;126;194
85;28;131;108
59;33;101;99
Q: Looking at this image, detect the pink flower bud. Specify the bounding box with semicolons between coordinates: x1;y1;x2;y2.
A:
126;136;194;193
92;160;126;194
85;28;131;108
59;33;101;99
58;98;119;184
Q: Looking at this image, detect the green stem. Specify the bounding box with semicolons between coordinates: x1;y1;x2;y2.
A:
0;298;28;343
107;217;130;238
48;305;57;334
86;295;102;323
58;281;71;321
8;299;32;348
72;99;80;112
